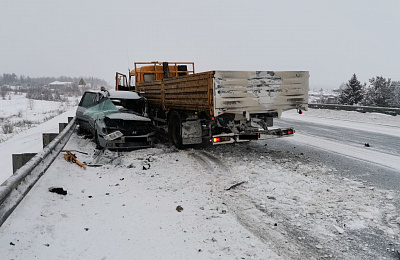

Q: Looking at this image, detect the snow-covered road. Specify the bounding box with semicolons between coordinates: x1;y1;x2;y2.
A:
272;110;400;192
277;110;400;170
1;109;400;259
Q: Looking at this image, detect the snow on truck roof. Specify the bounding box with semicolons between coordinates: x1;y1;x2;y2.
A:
108;90;141;99
85;90;142;100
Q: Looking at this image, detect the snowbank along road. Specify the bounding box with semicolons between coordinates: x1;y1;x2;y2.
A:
0;109;400;259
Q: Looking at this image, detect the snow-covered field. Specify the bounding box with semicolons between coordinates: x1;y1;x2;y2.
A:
0;93;79;182
0;93;79;142
0;107;399;259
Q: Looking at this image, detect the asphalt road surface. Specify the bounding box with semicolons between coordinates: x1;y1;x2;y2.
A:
265;117;400;192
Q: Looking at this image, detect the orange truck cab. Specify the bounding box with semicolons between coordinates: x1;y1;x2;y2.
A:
116;62;195;91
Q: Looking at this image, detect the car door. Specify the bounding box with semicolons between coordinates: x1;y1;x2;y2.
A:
76;91;101;132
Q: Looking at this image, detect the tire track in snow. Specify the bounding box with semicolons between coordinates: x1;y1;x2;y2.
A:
187;150;329;260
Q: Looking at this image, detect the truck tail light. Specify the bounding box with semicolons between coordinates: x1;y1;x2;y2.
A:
278;129;295;136
285;129;295;135
211;136;231;143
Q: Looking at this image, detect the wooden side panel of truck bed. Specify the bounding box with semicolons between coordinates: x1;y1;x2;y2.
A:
137;71;214;114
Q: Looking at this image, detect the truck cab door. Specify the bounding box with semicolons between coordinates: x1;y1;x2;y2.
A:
115;72;129;91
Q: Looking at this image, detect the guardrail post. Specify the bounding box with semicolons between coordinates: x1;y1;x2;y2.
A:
42;133;59;148
59;123;68;133
12;153;37;174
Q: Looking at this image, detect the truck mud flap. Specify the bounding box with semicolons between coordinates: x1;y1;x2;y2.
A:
182;120;203;145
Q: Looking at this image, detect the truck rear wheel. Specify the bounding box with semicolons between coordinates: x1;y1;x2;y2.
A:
168;111;184;149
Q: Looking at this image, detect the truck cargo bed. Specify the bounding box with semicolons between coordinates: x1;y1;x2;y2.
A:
136;70;309;117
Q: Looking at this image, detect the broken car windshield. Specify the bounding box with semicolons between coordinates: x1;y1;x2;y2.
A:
83;98;119;120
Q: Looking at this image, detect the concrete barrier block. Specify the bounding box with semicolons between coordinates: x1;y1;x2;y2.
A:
59;123;68;133
12;153;37;174
42;133;59;148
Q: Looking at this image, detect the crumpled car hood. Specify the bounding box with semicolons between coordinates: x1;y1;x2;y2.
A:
105;112;151;122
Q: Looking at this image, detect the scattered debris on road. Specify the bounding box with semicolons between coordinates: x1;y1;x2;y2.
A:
63;150;86;169
48;187;67;195
225;181;247;191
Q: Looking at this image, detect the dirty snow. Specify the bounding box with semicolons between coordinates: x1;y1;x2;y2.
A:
0;108;399;259
280;109;400;172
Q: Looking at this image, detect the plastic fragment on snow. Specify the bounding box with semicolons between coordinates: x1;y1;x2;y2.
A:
333;225;344;234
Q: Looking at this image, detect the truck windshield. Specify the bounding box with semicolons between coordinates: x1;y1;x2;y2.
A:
143;73;155;82
130;76;135;87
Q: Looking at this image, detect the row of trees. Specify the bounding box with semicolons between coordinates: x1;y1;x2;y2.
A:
1;83;81;101
0;73;109;89
26;88;65;101
338;74;399;108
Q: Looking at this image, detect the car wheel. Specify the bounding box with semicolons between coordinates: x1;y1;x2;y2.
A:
76;120;86;135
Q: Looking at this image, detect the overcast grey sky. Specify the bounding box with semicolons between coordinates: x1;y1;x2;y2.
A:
1;0;399;89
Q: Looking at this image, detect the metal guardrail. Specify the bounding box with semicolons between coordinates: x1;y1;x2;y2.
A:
0;118;76;227
308;104;400;116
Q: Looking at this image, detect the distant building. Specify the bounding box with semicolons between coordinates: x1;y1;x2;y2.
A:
323;94;339;104
308;91;323;104
308;89;339;104
48;81;73;90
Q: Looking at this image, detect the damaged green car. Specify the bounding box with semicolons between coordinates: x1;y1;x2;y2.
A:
76;90;154;149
